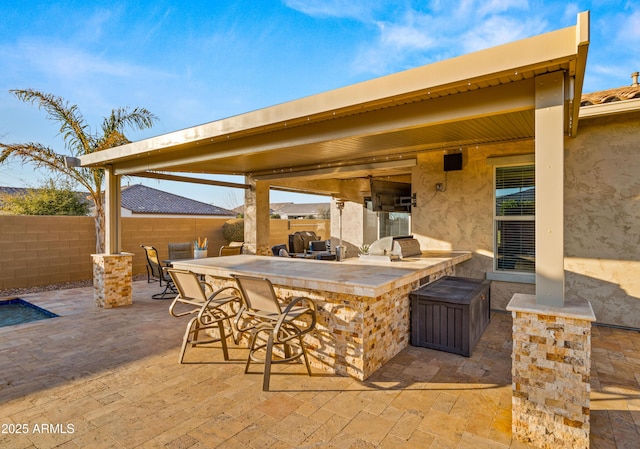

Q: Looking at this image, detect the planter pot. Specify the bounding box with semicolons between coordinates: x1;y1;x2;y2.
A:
193;249;208;259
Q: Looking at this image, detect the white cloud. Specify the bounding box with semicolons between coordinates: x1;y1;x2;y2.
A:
346;1;560;75
376;11;437;51
461;15;547;52
1;39;171;81
561;2;581;23
282;0;379;21
283;0;552;75
616;9;640;41
476;0;530;16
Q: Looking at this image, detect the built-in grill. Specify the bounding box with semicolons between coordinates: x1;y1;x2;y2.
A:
392;237;422;258
366;235;422;260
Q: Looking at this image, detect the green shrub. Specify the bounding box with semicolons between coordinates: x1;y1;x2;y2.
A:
222;219;244;243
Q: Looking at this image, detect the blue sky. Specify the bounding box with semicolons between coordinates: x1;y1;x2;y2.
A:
0;1;637;208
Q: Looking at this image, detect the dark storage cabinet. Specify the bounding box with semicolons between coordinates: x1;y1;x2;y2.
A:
410;276;491;357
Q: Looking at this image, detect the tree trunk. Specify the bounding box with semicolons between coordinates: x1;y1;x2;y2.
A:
94;204;105;254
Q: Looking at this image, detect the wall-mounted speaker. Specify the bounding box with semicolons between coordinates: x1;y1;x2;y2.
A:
444;153;463;171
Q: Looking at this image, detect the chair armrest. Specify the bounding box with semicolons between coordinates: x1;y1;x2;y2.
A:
275;296;317;338
169;297;202;317
197;286;241;322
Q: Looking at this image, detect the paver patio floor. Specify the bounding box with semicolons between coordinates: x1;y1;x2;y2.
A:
1;281;638;448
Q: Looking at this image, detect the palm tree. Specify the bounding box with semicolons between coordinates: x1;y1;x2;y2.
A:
0;88;157;253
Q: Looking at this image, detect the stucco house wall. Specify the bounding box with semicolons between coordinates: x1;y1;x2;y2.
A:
411;140;537;313
410;128;639;329
331;117;638;328
329;201;365;259
564;111;640;328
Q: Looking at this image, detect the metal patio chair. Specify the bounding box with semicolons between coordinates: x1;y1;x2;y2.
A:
167;269;241;363
141;245;177;300
232;274;316;391
219;243;243;256
168;242;192;261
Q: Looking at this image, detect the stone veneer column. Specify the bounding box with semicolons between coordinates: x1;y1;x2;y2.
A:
244;176;271;256
507;293;596;448
92;253;133;308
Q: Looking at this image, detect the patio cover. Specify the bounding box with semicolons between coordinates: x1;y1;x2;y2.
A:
80;12;589;306
81;12;588;185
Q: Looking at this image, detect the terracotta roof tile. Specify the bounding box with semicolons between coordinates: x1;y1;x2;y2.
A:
581;85;640;106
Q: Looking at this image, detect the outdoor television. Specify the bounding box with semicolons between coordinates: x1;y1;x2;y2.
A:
369;179;412;212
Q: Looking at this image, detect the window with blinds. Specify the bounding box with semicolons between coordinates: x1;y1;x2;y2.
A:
494;165;535;273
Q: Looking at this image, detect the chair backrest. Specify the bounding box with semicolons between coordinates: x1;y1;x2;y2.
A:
219;245;243;256
141;245;163;278
168;269;207;302
168;242;192;260
232;274;282;314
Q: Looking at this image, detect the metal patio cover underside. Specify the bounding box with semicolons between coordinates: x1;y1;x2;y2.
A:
80;14;589;183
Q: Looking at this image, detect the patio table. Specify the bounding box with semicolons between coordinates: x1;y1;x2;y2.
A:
172;250;471;380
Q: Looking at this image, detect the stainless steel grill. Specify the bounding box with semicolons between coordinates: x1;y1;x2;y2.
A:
367;235;422;260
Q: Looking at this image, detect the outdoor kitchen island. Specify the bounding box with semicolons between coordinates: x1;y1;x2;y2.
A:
171;250;471;381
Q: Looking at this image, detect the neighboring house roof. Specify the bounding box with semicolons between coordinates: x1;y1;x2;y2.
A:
121;184;235;216
233;202;293;215
581;73;640;105
233;202;330;217
0;186;31;196
275;203;330;216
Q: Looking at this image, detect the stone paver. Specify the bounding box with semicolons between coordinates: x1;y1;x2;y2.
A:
0;281;638;448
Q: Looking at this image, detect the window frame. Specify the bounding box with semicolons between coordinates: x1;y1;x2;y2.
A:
493;163;535;275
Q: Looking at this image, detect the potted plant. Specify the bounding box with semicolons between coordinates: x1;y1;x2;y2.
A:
193;237;208;258
358;244;370;256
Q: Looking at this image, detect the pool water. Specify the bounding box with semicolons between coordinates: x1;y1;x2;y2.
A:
0;299;59;328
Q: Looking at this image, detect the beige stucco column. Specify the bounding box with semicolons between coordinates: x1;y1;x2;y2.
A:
93;167;133;307
508;70;595;448
534;71;565;307
244;176;271;255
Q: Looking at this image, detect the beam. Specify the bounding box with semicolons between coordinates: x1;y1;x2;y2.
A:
569;11;590;137
254;159;417;181
130;171;250;189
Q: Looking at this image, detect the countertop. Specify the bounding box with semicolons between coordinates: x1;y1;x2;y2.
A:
171;251;471;297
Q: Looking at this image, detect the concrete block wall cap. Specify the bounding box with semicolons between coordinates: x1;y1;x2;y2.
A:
506;293;596;321
91;252;135;257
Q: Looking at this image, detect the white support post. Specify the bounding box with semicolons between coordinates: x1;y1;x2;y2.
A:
104;166;122;255
93;166;131;308
534;72;565;307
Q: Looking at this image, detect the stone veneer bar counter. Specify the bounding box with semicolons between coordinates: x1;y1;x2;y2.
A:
172;251;471;380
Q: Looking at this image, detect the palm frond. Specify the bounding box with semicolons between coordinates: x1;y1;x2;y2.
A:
0;141;99;195
10;89;92;155
99;107;157;147
94;130;129;152
2;88;157;253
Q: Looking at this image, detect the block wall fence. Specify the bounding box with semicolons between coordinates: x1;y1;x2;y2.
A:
0;216;329;291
